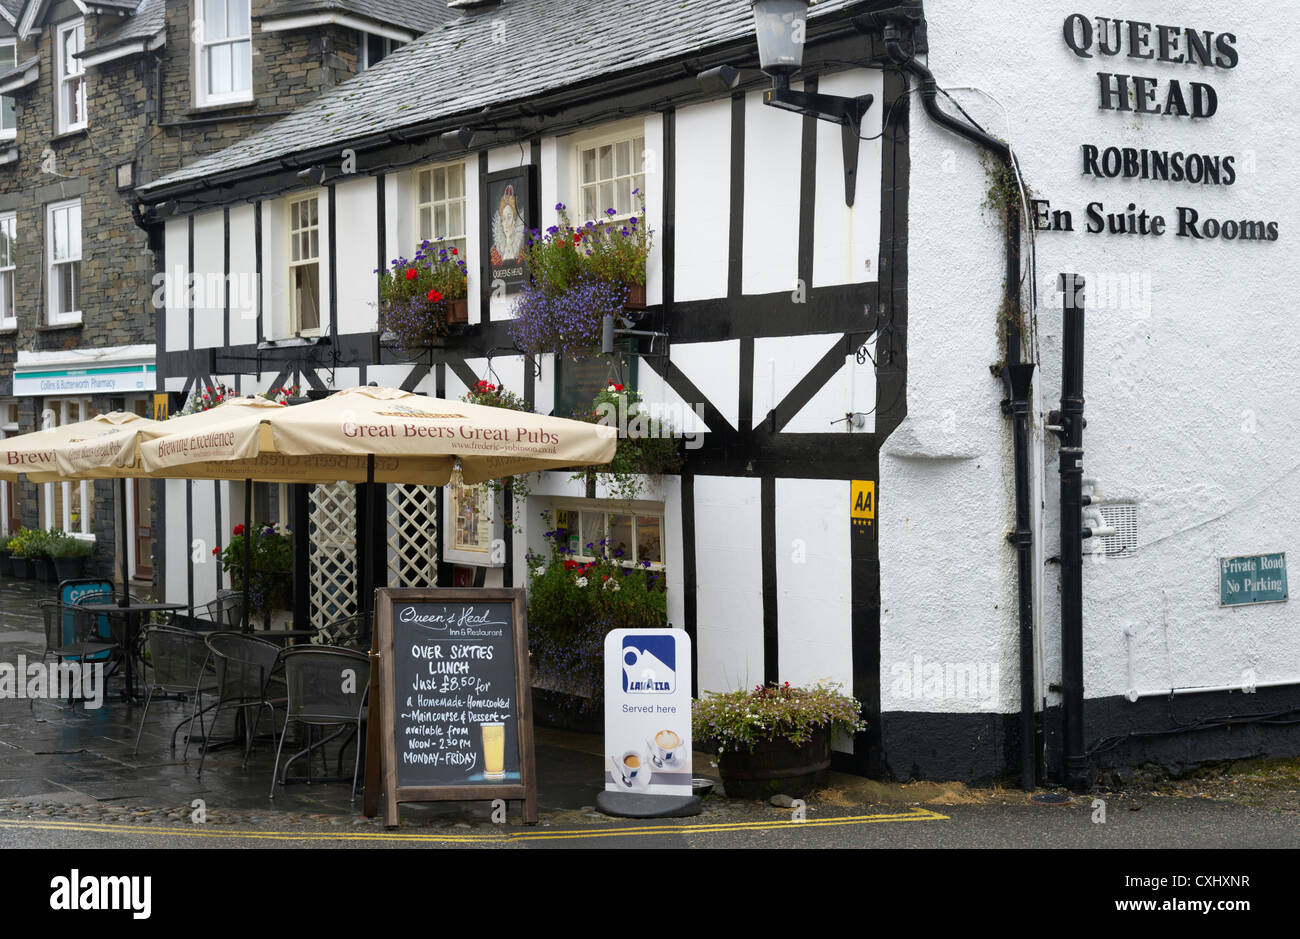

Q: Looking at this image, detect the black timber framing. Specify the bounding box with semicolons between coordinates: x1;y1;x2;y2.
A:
154;21;911;780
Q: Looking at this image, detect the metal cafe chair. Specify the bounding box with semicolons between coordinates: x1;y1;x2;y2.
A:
194;591;245;630
35;600;120;711
132;625;221;757
269;646;370;804
192;632;286;775
312;612;371;649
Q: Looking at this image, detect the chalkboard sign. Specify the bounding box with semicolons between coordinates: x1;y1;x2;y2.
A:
374;587;537;826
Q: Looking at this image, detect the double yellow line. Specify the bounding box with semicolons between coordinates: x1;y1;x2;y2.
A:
0;806;947;844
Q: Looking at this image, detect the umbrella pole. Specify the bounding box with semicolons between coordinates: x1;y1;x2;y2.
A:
118;477;129;607
242;478;252;633
362;454;381;818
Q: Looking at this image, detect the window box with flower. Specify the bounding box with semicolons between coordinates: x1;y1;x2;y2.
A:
377;240;469;355
571;382;683;502
508;198;652;360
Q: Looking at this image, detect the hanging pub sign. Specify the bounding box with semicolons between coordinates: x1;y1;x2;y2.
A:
1219;553;1288;607
481;165;537;293
374;587;537;826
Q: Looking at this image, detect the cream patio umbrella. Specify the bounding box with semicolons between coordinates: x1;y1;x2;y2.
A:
0;411;163;605
47;396;290;620
139;385;618;817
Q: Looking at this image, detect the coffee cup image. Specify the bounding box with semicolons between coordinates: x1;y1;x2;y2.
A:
647;729;683;768
611;750;644;788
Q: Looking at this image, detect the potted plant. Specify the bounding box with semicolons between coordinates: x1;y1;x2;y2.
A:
525;518;667;731
27;528;56;583
50;533;95;581
571;383;683;501
693;681;866;800
376;239;469;354
214;522;293;625
508;200;653;359
8;528;32;578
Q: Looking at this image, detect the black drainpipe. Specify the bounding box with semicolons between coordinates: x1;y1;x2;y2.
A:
883;24;1038;790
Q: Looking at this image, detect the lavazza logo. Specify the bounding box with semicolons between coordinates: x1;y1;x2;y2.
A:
49;870;151;919
622;635;676;693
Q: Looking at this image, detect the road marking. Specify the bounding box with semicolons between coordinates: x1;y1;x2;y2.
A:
0;807;947;844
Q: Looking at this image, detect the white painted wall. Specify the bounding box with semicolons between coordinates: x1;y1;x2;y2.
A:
189;212;221;349
776;478;853;692
673;98;731;302
887;0;1300;717
334;176;380;335
163;218;189;352
742;86;802;296
228;204;258;345
694;475;764;694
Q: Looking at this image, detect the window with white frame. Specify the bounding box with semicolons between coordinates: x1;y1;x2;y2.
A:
288;193;321;335
0;212;14;329
196;0;252;106
43;397;96;536
358;33;402;71
577;133;645;223
0;40;16;139
415;162;466;257
554;506;664;569
55;20;86;133
47;199;81;324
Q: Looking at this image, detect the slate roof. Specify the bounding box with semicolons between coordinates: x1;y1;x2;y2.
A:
0;55;37;90
257;0;458;36
82;0;166;55
142;0;868;194
0;0;23;25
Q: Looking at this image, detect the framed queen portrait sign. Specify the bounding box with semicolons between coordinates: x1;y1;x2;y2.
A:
443;471;505;567
481;165;537;293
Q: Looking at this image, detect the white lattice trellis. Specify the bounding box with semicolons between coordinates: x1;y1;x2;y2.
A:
386;484;439;587
308;481;357;631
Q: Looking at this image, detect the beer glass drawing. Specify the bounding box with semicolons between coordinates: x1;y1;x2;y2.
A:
481;722;506;779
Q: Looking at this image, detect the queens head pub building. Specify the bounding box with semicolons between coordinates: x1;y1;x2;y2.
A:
132;0;1296;789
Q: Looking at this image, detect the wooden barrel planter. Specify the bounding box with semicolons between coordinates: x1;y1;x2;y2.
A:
717;726;831;800
444;298;468;325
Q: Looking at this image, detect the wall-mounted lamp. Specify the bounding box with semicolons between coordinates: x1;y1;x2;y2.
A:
750;0;874;207
153;200;176;218
440;127;476;149
297;165;328;186
696;64;742;92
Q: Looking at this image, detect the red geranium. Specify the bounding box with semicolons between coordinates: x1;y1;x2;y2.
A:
404;268;418;281
428;289;443;303
233;524;245;536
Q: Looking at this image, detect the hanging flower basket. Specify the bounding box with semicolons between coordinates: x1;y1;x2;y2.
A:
509;198;652;359
376;239;469;354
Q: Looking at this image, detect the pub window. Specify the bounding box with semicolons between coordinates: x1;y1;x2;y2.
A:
415;162;467;257
196;0;252;106
0;39;16;139
55;20;86;134
577;133;645;223
47;199;81;325
553;341;636;419
555;506;664;570
287;193;320;335
42;397;96;536
0;211;14;329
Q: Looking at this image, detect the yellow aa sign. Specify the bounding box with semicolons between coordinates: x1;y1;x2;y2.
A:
153;393;170;421
851;481;875;529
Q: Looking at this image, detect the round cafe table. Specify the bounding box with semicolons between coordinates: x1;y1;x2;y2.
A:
77;600;187;701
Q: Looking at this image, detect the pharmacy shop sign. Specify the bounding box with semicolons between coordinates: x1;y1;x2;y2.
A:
1219;553;1287;607
604;629;692;797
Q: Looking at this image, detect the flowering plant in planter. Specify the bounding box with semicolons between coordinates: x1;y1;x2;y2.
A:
571;383;683;501
525;517;667;723
376;239;469;353
214;522;293;618
508;200;653;358
693;681;866;753
177;382;300;416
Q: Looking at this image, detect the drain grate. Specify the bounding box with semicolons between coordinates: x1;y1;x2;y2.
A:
1029;792;1073;805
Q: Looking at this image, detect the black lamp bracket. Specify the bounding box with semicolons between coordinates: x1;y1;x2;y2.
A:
763;75;873;207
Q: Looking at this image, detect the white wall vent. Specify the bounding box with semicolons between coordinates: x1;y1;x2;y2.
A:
1098;502;1138;557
